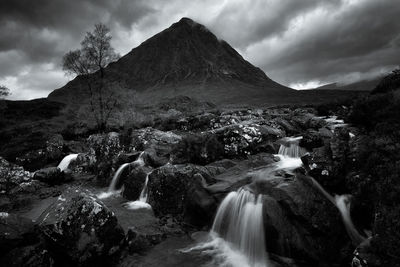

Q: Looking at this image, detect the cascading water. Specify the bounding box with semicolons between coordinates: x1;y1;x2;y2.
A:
186;188;268;267
108;163;131;192
306;175;366;245
57;154;78;171
334;195;366;245
273;136;305;170
97;152;145;199
278;136;306;158
211;189;267;267
122;171;152;210
139;173;150;202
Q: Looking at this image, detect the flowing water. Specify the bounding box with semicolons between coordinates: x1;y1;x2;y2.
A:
123;171;152;210
187;188;268;267
98;152;145;199
278;136;306;158
57;154;78;171
306;174;366;245
334;195;366;245
278;137;366;245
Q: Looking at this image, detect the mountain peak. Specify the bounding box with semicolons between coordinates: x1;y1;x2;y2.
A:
178;17;195;25
49;18;291;105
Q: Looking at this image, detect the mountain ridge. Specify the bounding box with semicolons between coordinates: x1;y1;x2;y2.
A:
48;17;293;105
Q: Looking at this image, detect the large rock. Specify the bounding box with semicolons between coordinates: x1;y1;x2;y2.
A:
1;243;55;267
15;134;65;171
214;124;280;158
251;173;349;264
122;165;152;200
87;132;123;185
0;213;38;254
147;164;217;227
130;128;182;166
37;189;125;266
0;157;32;193
33;167;67;185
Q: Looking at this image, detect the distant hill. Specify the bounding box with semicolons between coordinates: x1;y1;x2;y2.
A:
315;76;382;91
48;18;294;106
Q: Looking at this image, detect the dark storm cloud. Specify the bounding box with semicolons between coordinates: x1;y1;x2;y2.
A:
1;0;399;99
243;0;400;87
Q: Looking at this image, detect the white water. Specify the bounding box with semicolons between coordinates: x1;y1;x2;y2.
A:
307;176;366;245
278;136;306;158
189;189;268;267
122;171;152;210
57;154;78;171
97;152;145;199
139;173;150;202
334;195;366;245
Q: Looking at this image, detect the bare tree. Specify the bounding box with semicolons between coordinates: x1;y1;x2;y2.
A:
62;23;119;131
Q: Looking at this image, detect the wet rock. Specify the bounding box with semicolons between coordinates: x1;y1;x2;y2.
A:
87;132;123;185
0;157;33;193
0;213;38;254
147;164;217;226
130;127;181;156
125;227;165;253
1;243;55;267
254;175;348;264
33;167;68;185
123;165;152;200
171;133;224;165
215;124;279;157
352;239;380;267
15;134;65;172
299;129;324;150
38;189;125;266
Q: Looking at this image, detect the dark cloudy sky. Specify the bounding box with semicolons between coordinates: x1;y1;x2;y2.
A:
1;0;399;99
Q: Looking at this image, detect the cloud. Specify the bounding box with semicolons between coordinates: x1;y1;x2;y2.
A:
0;0;399;99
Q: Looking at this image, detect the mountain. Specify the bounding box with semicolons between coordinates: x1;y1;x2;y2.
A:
315;76;382;91
48;18;293;106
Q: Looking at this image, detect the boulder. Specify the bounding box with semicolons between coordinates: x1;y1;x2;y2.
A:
147;164;217;226
33;167;67;185
15;134;65;171
0;157;32;193
124;227;165;253
123;165;152;200
87;132;123;185
215;124;279;158
252;173;349;264
299;129;324;150
1;243;55;267
37;189;125;266
0;213;38;254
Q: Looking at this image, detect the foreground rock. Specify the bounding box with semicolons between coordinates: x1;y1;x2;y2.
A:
33;167;69;185
250;172;350;264
147;164;217;227
38;189;125;266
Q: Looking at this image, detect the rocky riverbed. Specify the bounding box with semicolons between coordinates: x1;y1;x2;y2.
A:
0;106;373;267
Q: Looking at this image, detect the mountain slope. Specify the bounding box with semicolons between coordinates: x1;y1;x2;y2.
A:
48;18;293;105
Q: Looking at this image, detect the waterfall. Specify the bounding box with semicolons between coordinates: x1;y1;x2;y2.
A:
139;172;150;202
278;136;306;158
334;195;366;245
108;163;131;192
307;176;366;245
97;152;145;199
186;188;268;267
122;171;152;210
57;154;78;171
